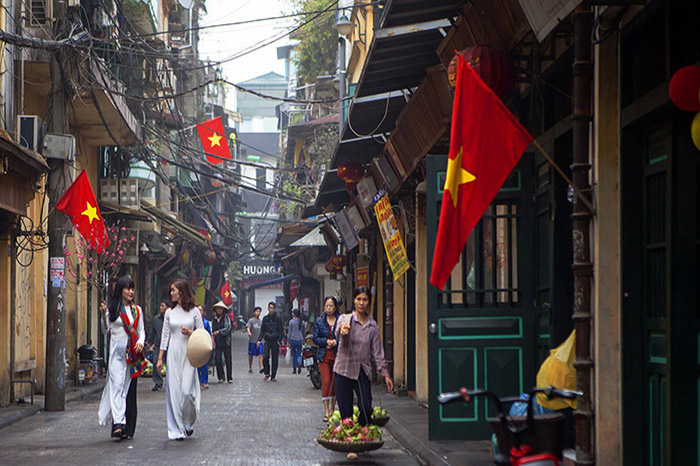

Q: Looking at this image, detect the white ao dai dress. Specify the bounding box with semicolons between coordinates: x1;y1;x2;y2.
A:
160;304;203;439
98;305;145;427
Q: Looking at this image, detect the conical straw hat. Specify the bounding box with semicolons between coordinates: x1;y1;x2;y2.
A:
187;328;213;368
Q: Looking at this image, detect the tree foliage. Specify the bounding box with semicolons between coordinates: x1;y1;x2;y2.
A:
290;0;337;84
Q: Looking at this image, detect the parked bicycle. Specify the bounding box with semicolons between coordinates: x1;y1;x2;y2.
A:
438;386;581;466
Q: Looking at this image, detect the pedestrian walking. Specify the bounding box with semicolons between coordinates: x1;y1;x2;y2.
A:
211;301;233;383
156;278;204;440
258;302;283;381
313;296;340;421
146;300;169;391
334;287;394;460
196;305;212;389
247;306;263;373
288;309;305;374
98;276;147;440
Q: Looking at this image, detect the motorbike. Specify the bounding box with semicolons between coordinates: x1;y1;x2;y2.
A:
75;345;101;385
236;315;247;332
301;341;322;389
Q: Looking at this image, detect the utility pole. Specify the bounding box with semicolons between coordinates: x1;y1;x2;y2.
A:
45;3;69;412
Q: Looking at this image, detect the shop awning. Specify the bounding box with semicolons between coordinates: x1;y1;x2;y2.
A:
290;224;330;248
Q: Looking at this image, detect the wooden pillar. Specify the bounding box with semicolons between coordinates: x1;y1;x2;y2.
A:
415;186;429;403
593;26;622;466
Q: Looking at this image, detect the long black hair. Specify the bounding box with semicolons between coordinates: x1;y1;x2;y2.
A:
109;276;135;322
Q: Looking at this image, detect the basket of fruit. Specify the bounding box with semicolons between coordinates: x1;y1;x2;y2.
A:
371;406;390;426
317;418;383;453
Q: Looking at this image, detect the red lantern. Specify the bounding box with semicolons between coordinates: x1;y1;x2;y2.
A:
330;255;347;268
337;162;365;194
669;66;700;112
325;261;343;279
447;46;516;99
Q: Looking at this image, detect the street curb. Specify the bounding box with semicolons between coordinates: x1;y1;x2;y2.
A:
384;417;452;466
0;380;105;432
65;381;105;404
0;405;42;432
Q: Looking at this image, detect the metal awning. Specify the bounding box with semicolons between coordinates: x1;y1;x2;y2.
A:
290;224;328;247
141;200;210;248
99;200;152;221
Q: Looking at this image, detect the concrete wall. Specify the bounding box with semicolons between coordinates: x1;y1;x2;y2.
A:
593;29;623;466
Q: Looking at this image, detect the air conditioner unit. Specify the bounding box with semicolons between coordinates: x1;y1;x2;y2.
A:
43;133;76;160
16;115;45;151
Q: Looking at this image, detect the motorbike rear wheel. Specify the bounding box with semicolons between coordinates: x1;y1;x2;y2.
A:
310;367;322;389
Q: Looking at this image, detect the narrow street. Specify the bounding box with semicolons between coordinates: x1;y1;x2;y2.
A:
0;332;418;466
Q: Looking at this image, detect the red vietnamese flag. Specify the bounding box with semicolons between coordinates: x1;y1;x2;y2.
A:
196;115;231;165
220;281;233;306
430;56;533;289
55;170;110;253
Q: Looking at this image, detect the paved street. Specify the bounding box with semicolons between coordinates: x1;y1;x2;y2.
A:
0;331;419;466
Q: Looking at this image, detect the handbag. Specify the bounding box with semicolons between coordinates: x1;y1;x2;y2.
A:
285;347;292;365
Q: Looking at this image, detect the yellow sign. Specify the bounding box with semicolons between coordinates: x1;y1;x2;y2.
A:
374;193;410;279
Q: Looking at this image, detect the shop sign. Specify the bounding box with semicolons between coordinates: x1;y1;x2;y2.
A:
356;265;370;288
373;191;410;280
242;264;282;276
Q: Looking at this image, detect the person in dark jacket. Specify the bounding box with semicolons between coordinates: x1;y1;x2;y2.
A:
257;302;283;381
211;301;233;383
313;296;340;421
146;300;169;391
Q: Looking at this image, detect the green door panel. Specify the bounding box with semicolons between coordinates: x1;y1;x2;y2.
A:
426;154;536;440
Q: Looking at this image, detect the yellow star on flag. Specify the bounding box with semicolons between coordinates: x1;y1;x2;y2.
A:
208;132;222;147
444;146;476;208
224;291;229;298
81;201;100;224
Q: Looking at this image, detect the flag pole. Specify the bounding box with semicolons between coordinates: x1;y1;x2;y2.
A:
531;139;596;216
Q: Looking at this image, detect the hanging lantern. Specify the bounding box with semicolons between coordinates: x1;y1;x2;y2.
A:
447;46;516;99
325;261;341;280
669;66;700;112
691;112;700;151
330;255;347;269
337;162;365;194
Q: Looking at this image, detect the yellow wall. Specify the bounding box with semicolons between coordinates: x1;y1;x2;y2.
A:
393;270;406;386
347;2;378;85
0;176;49;404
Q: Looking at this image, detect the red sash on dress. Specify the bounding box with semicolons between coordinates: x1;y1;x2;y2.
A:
120;303;148;378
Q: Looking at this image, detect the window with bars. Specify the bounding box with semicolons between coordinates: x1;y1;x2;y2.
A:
441;201;520;307
27;0;51;26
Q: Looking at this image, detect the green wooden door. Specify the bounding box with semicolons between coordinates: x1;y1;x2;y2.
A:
426;154;536;440
622;115;700;466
